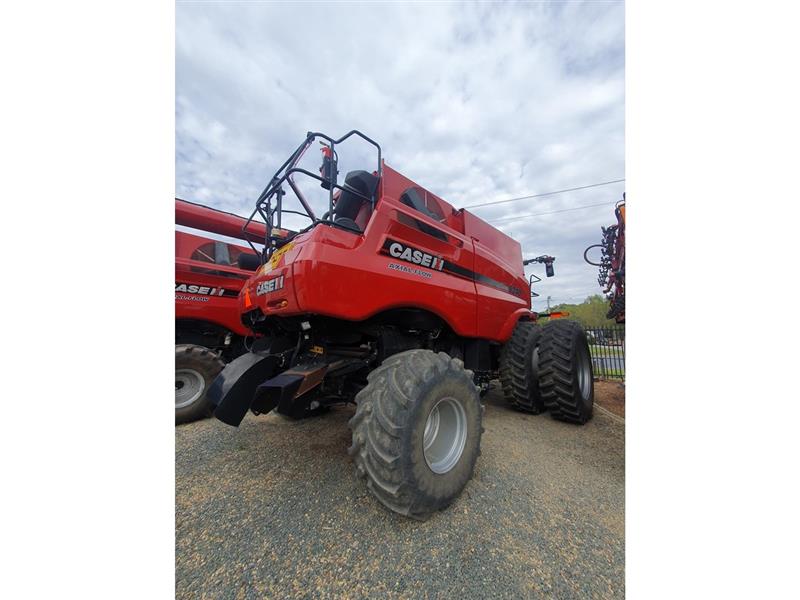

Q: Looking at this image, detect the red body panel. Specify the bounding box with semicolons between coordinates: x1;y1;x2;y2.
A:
238;164;532;343
175;200;259;337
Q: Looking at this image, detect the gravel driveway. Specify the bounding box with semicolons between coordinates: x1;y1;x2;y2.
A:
176;386;624;599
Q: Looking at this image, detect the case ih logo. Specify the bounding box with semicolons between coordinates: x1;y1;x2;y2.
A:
380;239;524;298
256;275;285;296
386;241;444;271
175;283;225;296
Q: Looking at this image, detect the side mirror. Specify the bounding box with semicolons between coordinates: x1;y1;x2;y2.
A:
237;253;261;272
523;254;556;276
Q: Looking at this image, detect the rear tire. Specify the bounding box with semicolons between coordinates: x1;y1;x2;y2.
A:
537;320;594;424
348;350;482;520
498;320;544;413
175;344;224;425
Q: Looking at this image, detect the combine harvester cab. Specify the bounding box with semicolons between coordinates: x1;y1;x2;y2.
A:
208;131;595;519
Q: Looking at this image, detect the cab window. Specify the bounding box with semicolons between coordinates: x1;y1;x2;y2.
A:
398;187;448;241
190;241;250;278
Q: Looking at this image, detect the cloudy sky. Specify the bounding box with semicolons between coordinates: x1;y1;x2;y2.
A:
176;1;625;311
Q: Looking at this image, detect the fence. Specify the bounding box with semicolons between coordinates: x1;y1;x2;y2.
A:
584;325;625;380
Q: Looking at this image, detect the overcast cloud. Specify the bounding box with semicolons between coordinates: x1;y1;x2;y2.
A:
176;1;625;311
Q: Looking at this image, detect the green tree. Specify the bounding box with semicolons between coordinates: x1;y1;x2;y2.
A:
548;295;620;328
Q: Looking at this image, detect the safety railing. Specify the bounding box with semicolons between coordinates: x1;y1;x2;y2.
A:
584;326;625;380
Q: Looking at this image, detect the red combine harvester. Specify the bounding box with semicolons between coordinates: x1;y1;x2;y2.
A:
174;199;264;423
207;131;595;519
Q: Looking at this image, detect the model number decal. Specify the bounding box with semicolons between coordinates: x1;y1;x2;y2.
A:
387;241;444;270
388;262;432;279
175;294;209;302
256;275;285;296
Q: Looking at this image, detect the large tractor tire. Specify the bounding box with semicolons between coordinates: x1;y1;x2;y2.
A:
348;350;483;520
175;344;224;425
537;320;594;424
498;320;544;413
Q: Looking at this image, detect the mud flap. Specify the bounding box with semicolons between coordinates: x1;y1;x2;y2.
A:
207;352;280;426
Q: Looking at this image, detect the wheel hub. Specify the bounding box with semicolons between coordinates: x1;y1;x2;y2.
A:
175;368;205;409
423;397;467;474
576;345;592;400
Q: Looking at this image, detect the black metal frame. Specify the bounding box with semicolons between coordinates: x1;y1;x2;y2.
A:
242;131;382;262
584;325;625;380
529;272;543;297
523;255;555;298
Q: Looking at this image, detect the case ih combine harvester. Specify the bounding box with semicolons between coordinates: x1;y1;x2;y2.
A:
185;131;594;519
174;199;263;423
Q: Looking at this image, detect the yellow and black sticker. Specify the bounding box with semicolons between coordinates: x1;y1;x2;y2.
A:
258;242;296;275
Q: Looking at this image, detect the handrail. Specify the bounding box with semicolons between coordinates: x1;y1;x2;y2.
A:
241;131;382;262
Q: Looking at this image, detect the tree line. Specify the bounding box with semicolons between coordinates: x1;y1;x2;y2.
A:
547;295;622;328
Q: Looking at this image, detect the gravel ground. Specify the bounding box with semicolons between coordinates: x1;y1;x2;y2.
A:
594;380;626;418
176;386;624;599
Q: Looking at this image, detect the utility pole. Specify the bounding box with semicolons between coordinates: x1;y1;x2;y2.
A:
547;295;551;311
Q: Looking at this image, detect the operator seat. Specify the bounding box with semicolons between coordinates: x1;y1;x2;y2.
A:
333;170;379;232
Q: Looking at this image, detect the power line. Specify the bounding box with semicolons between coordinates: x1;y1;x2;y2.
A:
462;178;625;209
491;200;617;224
547;293;606;301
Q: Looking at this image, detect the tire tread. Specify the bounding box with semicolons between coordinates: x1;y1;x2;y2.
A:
349;350;481;519
537;320;594;424
498;321;544;413
175;344;225;424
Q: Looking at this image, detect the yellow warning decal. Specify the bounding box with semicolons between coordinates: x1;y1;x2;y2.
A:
258;241;295;275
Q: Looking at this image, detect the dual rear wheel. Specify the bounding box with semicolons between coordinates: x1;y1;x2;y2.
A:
499;319;594;424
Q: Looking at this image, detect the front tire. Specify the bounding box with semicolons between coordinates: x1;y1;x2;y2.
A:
175;344;224;425
348;350;482;520
537;320;594;424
